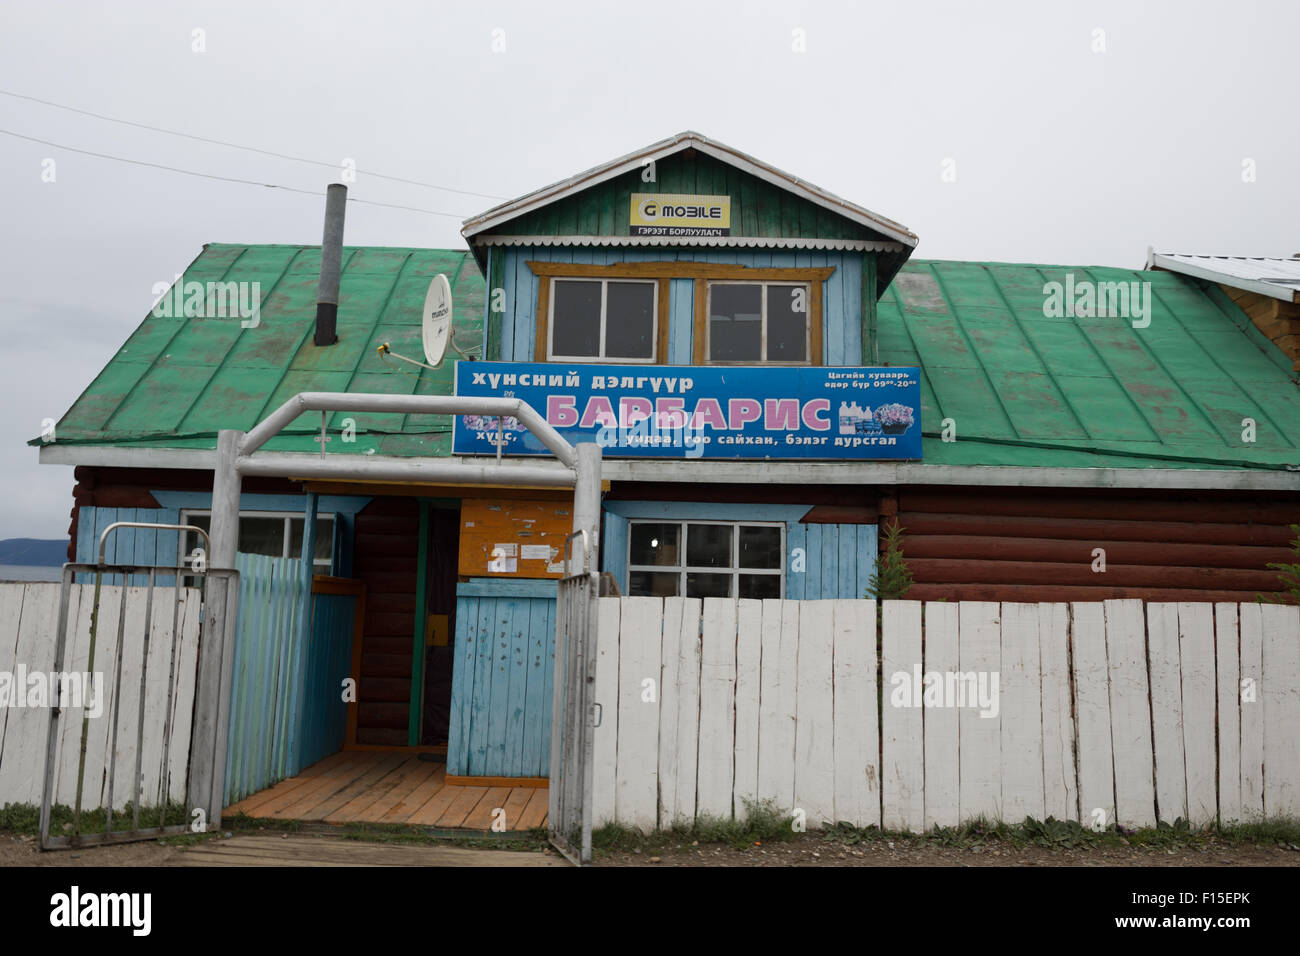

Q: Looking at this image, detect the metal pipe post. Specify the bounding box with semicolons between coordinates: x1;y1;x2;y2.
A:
190;428;242;829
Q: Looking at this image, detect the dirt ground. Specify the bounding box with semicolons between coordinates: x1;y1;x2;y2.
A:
4;830;1298;867
593;834;1300;866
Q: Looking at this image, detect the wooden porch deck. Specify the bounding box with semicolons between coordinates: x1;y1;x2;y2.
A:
224;751;549;831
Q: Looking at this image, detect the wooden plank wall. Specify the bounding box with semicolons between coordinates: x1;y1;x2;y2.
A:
591;597;1300;831
894;486;1299;603
498;246;865;366
0;582;202;809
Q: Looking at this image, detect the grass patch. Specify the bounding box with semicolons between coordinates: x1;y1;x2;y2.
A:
0;800;189;837
821;815;1300;851
592;798;798;855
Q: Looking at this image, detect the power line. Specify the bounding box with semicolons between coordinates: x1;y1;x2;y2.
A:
0;128;476;218
0;87;509;201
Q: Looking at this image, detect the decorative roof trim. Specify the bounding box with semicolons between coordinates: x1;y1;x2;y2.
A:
475;234;906;253
461;131;918;248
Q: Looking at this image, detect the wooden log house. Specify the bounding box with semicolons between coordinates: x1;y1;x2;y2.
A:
38;132;1300;785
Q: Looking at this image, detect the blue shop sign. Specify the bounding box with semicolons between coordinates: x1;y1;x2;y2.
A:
453;362;922;461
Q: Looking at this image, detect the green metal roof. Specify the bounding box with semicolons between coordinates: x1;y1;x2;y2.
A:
45;243;485;457
877;261;1300;470
40;245;1300;472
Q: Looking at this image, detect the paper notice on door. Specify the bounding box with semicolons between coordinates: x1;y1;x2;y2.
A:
494;542;518;557
521;544;550;561
546;561;565;574
488;554;518;573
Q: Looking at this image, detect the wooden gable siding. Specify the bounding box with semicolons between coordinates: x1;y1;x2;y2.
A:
890;485;1300;604
492;150;874;241
490;245;865;365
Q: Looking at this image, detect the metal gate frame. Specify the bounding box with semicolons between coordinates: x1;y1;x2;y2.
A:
548;530;600;865
38;522;238;849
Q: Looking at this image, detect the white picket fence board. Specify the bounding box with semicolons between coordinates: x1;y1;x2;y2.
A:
921;602;959;829
1214;603;1241;824
1071;602;1114;830
958;602;1001;821
757;600;797;813
732;599;763;819
1000;602;1044;823
0;584;61;804
1261;604;1300;817
1104;600;1155;828
793;600;835;827
697;598;737;820
654;596;681;827
1146;602;1187;823
1238;602;1265;821
0;581;30;797
832;599;877;827
591;597;621;826
615;596;660;831
1037;603;1076;821
1178;603;1218;826
882;600;923;830
670;598;702;825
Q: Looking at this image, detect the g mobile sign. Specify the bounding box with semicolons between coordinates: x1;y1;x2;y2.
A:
630;194;731;237
453;362;922;460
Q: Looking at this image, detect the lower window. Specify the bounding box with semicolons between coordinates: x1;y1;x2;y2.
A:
179;510;335;572
627;520;783;599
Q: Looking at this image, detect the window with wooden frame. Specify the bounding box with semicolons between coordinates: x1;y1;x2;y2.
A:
528;261;833;365
530;263;670;363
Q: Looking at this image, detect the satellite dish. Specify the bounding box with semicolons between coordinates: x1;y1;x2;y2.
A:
422;274;453;366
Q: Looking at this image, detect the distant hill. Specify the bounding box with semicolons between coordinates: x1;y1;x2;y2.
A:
0;538;68;566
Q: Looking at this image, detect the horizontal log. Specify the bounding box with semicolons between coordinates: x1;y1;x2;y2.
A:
907;583;1274;604
356;702;408;730
898;512;1296;547
899;488;1300;524
909;558;1283;592
355;514;421;535
358;677;412;703
902;534;1293;570
355;727;408;746
799;505;879;524
360;653;411;679
354;553;418;574
362;611;415;637
90;487;162;508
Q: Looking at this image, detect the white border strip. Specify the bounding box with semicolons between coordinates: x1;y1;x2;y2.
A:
477;234;906;253
39;444;1300;490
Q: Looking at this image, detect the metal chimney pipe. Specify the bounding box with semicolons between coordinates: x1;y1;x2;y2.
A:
314;183;347;346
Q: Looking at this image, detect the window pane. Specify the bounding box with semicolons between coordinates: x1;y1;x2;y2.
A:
739;574;781;599
686;572;732;598
738;525;782;570
552;279;602;357
630;571;679;597
630;523;679;567
238;517;286;557
182;514;210;566
288;517;335;563
605;282;655;359
767;284;808;362
686;524;732;569
709;284;762;362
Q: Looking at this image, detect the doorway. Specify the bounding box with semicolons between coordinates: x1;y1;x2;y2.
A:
418;503;460;747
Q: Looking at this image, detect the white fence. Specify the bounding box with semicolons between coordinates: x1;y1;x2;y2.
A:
0;582;202;809
592;598;1300;832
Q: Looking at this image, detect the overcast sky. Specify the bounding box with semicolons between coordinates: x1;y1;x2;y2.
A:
1;0;1296;541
